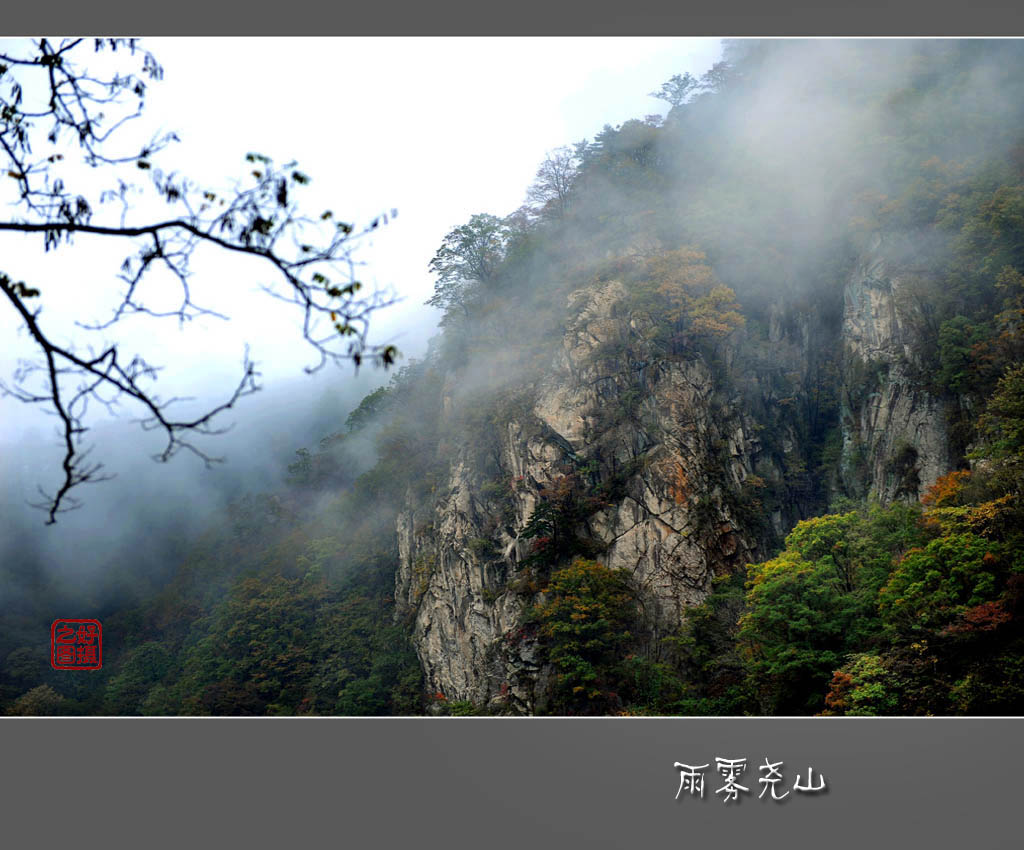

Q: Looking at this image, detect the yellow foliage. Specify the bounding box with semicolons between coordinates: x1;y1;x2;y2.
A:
924;493;1017;538
921;469;971;507
632;248;746;342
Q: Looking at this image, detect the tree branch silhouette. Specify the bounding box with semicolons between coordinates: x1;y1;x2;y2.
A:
0;37;398;522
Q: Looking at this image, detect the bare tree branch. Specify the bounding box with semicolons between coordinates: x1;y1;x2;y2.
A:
0;38;400;522
525;146;579;219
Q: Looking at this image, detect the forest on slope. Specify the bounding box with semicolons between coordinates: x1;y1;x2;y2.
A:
4;39;1024;715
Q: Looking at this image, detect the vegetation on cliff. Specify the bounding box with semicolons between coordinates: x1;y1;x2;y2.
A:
5;40;1024;715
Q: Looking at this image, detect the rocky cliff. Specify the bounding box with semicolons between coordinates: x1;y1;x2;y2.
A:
394;237;959;712
396;280;795;711
839;234;954;502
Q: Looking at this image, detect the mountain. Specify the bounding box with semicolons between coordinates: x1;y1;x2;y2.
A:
5;39;1024;715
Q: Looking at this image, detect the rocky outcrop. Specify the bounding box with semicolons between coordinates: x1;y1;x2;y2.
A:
840;235;953;501
395;281;780;712
393;233;961;711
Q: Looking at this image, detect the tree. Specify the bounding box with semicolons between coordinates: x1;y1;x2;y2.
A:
739;505;925;713
6;684;65;716
525;146;578;219
533;558;635;714
697;61;734;94
628;249;746;352
975;364;1024;495
879;531;1004;636
0;38;397;522
936;315;989;396
649;72;699;110
104;641;174;714
426;213;508;321
821;653;900;716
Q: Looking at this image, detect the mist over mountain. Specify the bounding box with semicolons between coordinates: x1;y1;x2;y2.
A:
0;365;389;627
4;39;1024;716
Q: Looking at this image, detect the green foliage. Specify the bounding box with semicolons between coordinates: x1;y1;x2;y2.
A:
448;700;487;716
669;571;754;715
739;505;926;713
17;361;439;718
649;73;699;110
518;473;606;572
137;530;423;718
104;642;174;715
822;653;900;716
533;559;635;714
1;647;50;698
879;532;998;635
578;119;664;197
614;656;688;714
427;213;509;322
6;684;66;716
738;463;1024;716
345;385;390;433
975;363;1024;494
936;316;991;395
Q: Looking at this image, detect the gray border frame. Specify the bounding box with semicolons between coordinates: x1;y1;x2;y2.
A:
3;0;1024;35
2;2;1023;847
1;717;1020;847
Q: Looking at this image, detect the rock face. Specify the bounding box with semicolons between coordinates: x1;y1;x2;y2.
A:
394;240;958;711
395;281;785;712
839;235;953;501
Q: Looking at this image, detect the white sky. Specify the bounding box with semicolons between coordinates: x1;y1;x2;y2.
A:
0;36;722;462
140;38;723;357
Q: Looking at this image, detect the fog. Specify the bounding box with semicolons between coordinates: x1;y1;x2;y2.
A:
0;37;722;627
387;38;1024;523
4;37;1023;716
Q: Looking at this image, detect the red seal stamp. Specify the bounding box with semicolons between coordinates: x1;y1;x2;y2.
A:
51;619;102;670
